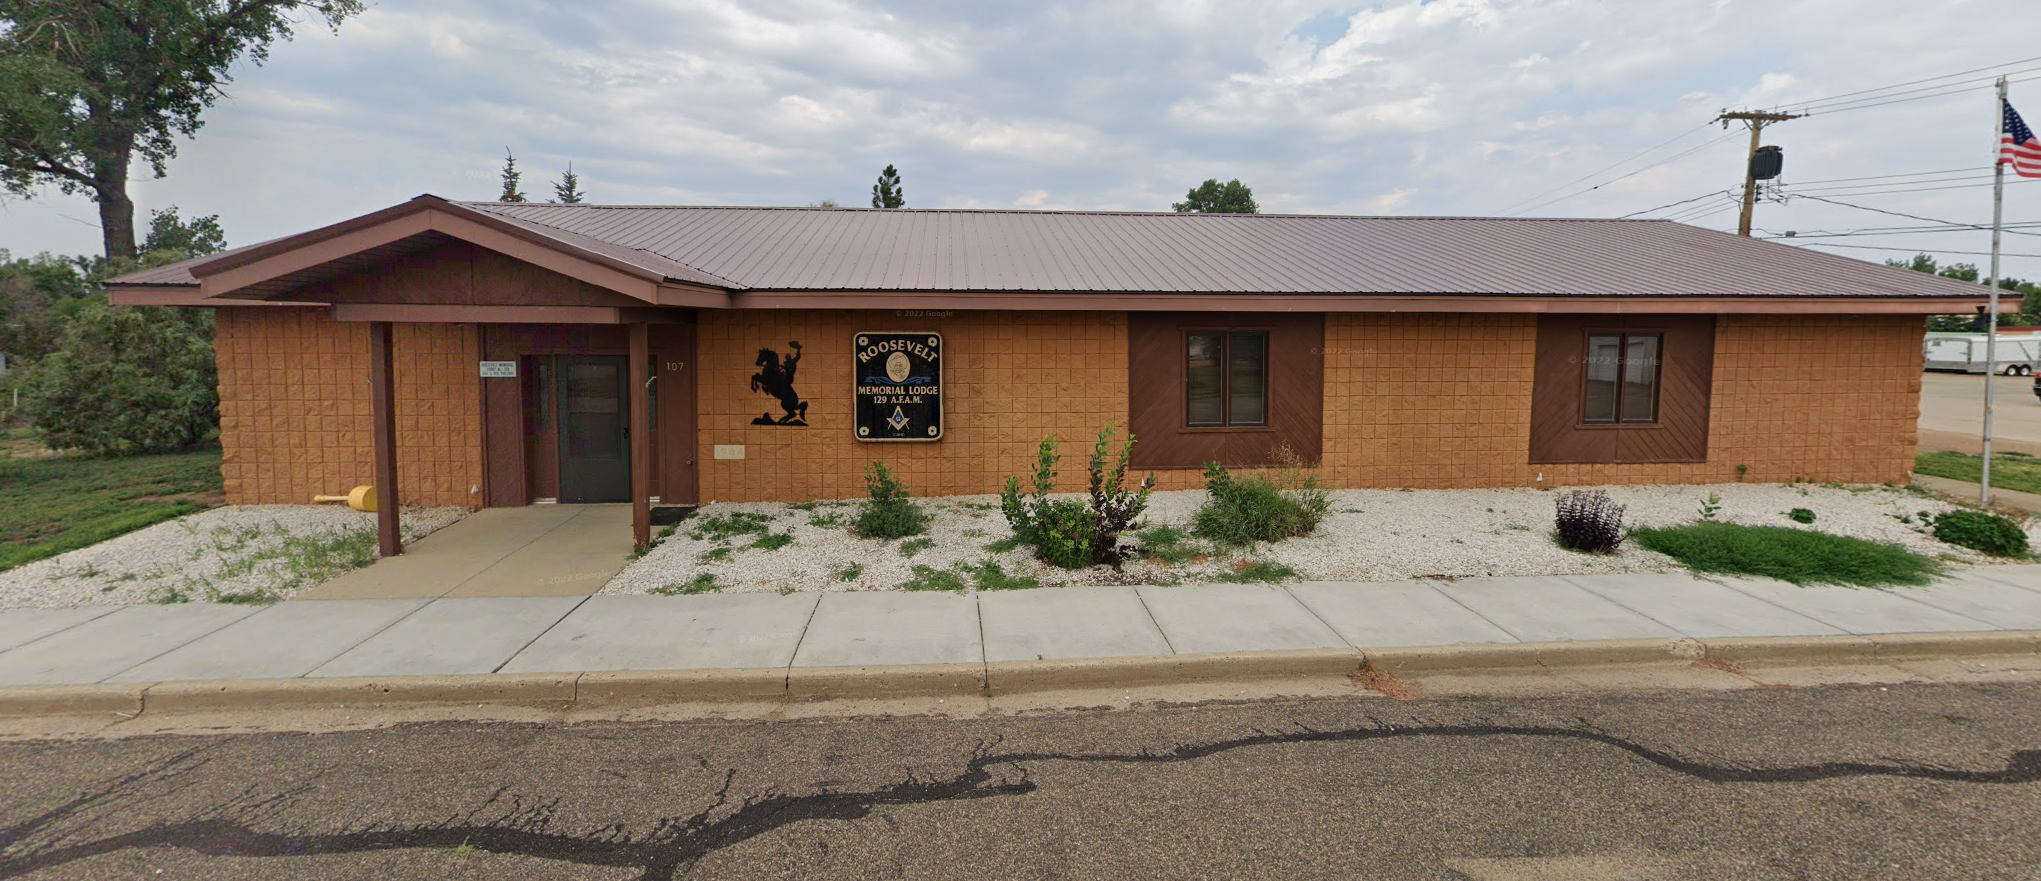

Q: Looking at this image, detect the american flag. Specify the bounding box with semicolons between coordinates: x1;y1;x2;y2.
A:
2005;101;2041;178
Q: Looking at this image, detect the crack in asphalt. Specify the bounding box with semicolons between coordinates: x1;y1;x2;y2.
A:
1;721;2035;880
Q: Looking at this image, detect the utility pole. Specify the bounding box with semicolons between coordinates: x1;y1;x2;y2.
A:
1717;110;1804;236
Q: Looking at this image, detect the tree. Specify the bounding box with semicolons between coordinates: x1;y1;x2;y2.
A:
1893;253;2041;329
139;206;227;260
871;164;904;209
0;252;94;365
23;300;218;455
1172;179;1258;214
498;148;525;202
551;162;583;204
0;0;364;261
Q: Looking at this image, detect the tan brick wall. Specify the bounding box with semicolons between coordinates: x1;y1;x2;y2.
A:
213;308;1921;507
697;310;1127;502
1312;312;1923;489
215;309;483;507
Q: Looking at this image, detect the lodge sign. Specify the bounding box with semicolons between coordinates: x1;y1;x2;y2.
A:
854;332;942;442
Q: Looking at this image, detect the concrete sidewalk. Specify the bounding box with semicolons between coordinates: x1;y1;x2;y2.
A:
298;505;634;600
3;565;2041;689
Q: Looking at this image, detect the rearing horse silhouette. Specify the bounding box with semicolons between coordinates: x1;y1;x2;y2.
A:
750;342;808;425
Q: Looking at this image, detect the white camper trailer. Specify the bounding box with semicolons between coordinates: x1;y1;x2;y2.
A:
1924;333;2041;374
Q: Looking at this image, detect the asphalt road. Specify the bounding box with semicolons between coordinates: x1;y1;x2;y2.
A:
1919;372;2041;453
0;682;2037;880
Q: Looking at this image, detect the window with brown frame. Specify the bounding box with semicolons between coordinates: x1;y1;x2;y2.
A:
1580;332;1662;425
1185;331;1269;428
1127;312;1321;469
1529;314;1713;465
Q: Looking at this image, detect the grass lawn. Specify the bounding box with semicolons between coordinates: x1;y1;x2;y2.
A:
0;446;223;572
1630;522;1942;587
1915;450;2041;496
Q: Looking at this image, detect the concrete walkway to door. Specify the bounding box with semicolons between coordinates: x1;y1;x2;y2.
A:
297;505;633;600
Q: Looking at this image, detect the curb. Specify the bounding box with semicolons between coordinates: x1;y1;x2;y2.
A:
143;674;579;713
985;648;1362;693
2;630;2036;719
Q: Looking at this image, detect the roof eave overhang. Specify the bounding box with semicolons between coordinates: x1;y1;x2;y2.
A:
723;290;1997;314
174;196;735;306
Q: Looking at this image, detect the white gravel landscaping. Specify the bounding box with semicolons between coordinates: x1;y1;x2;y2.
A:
0;506;467;609
601;482;2033;596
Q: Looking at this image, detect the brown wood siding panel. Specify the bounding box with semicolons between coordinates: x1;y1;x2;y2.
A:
1530;314;1714;464
650;323;699;505
288;240;648;308
1128;312;1323;469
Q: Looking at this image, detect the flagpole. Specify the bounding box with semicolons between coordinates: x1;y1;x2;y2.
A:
1983;75;2008;508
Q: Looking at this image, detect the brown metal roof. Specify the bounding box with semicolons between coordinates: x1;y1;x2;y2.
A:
458;202;1986;299
111;195;1992;300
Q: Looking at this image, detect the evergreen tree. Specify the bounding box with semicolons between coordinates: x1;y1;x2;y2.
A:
499;148;526;203
871;164;905;209
1172;179;1258;214
553;162;584;204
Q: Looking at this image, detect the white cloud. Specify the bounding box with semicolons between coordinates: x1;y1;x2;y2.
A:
2;0;2037;279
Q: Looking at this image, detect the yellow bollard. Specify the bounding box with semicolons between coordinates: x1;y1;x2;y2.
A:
311;485;377;512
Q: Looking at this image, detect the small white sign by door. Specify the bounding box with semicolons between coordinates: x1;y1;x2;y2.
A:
479;360;518;378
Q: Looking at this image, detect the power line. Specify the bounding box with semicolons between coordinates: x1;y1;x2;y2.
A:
1492;120;1719;216
1770;55;2041;111
1508;131;1741;216
1770;192;2041;238
1785;166;1987;186
1781;241;2041;259
1618;189;1736;219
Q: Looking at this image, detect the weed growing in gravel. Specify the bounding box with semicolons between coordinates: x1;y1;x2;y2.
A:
696;546;732;563
1696;493;1723;521
749;531;795;552
787;501;821;512
835;562;864;581
651;573;720;595
1134;525;1201;565
900;564;968;592
1786;508;1817;525
898;537;935;557
984;536;1026;554
203;523;376;602
1211;558;1300;583
1931;510;2029;557
1192;454;1329;547
1631;522;1941;586
854;462;931;539
806;511;845;529
964;560;1039;590
688;512;773;543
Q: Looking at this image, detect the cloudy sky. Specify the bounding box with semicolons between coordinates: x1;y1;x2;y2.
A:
8;0;2041;279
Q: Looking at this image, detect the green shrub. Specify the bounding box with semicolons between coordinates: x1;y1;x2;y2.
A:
1191;458;1330;547
853;462;930;539
24;302;217;456
1631;522;1942;586
999;424;1153;568
1931;509;2030;557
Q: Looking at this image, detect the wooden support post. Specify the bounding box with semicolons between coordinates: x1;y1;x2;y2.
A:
629;322;652;551
368;321;402;558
